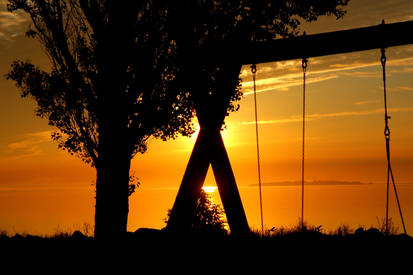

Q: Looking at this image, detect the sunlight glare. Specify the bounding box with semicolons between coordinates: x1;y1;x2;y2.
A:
190;127;200;143
202;186;218;193
187;121;232;147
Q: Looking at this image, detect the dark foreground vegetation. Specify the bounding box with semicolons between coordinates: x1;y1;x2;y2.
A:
1;225;411;246
1;196;410;266
1;227;411;272
2;196;410;269
1;194;411;259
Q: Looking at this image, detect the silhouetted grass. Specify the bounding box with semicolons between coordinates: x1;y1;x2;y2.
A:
1;222;410;243
1;223;411;270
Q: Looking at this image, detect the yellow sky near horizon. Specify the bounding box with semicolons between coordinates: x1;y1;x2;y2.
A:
1;0;413;234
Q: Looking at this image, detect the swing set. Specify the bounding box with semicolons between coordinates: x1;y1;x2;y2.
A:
167;20;413;235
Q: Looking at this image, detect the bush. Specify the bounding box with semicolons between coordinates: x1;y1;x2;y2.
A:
165;190;228;235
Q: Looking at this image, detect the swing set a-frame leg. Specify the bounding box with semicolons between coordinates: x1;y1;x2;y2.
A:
166;128;210;232
166;127;249;235
210;131;250;234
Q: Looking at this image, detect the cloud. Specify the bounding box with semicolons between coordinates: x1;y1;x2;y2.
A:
354;100;380;106
0;2;29;42
240;55;413;97
6;131;52;158
386;86;413;92
307;56;413;76
242;74;339;96
389;67;413;73
339;71;379;78
396;86;413;92
302;0;413;34
240;65;278;78
241;117;304;125
240;107;413;125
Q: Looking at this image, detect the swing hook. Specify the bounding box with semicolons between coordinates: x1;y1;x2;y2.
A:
384;125;391;140
302;57;308;71
251;63;257;74
381;47;387;66
301;31;308;71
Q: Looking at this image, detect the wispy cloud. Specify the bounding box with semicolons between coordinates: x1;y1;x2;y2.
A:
389;67;413;73
240;56;413;97
0;2;29;42
354;100;380;106
240;64;279;78
385;86;413;92
396;86;413;92
339;71;379;78
6;131;52;158
240;107;413;125
242;74;338;95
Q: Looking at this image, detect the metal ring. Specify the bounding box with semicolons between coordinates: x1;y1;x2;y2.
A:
384;127;391;138
251;64;257;74
381;48;386;64
302;58;308;70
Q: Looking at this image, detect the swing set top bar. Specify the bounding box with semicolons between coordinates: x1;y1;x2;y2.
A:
243;20;413;65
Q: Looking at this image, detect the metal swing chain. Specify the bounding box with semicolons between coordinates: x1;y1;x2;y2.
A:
251;63;264;235
301;57;308;231
381;48;407;235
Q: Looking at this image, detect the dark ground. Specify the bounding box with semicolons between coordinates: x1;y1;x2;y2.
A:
0;227;411;272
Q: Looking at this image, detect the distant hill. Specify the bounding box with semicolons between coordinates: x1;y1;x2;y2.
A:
249;180;374;187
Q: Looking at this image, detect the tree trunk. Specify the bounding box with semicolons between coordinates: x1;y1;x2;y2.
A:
94;145;131;239
93;37;131;238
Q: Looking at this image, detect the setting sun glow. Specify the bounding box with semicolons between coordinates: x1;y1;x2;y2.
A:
1;1;413;236
202;186;218;194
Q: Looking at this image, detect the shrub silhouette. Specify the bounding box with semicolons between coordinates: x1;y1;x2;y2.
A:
165;190;227;235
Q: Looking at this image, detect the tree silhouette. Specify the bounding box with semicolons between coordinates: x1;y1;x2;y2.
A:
165;190;228;235
6;0;194;239
167;0;349;119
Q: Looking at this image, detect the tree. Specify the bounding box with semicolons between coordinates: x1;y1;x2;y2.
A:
164;0;349;232
6;0;194;239
165;190;228;235
167;0;349;118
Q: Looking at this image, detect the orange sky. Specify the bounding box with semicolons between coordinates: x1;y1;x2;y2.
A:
1;1;413;235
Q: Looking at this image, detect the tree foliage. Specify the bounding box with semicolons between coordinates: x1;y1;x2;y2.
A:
6;0;349;164
7;0;195;167
165;190;228;234
165;0;349;126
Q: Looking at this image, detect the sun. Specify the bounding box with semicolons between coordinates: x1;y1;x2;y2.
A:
202;186;218;194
